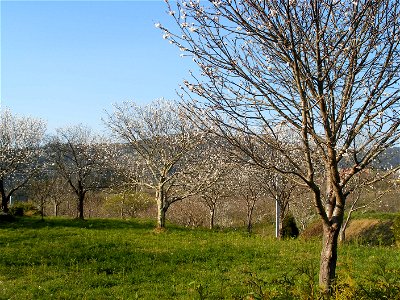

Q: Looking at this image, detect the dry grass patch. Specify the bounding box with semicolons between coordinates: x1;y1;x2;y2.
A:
346;219;395;246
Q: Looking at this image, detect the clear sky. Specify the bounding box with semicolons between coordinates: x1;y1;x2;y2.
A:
1;0;195;133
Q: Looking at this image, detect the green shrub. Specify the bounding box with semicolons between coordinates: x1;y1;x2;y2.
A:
9;201;39;217
281;214;299;239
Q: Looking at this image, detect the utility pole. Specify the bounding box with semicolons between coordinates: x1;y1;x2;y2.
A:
275;195;280;238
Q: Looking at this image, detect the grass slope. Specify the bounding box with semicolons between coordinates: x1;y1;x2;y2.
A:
1;217;399;299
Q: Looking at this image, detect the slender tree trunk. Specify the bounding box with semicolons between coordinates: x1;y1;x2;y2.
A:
209;208;215;229
54;202;59;217
339;227;345;244
246;205;255;234
40;203;45;221
121;198;125;219
0;179;9;214
339;214;352;244
319;223;340;294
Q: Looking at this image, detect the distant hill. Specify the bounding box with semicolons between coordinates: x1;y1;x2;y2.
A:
374;147;400;170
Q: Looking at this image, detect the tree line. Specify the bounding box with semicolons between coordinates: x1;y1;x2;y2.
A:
0;102;314;234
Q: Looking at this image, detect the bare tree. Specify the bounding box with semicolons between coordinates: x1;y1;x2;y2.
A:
161;0;400;292
105;99;214;229
0;109;46;213
49;125;113;220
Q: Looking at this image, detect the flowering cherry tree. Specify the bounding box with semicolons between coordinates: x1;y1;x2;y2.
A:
0;109;46;214
49;125;113;220
161;0;400;292
105;99;214;229
230;164;267;233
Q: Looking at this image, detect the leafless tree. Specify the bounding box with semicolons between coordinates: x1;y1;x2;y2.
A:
0;109;46;213
105;99;215;229
161;0;400;292
49;125;113;220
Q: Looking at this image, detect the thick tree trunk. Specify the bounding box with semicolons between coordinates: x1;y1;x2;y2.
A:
278;206;286;239
78;193;85;220
1;195;10;214
319;222;340;294
157;204;166;229
156;188;167;229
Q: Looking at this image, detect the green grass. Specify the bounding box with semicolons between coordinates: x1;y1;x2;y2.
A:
1;217;399;299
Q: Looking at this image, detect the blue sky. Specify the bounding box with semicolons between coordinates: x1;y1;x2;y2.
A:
1;0;195;133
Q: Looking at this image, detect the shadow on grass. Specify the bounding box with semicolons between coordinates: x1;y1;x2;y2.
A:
0;216;156;231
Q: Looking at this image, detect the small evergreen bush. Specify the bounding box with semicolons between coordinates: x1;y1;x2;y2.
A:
281;214;299;239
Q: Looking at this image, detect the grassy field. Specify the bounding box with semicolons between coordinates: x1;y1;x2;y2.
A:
1;217;399;299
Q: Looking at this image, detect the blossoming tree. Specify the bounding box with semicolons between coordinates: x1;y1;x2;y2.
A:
49;125;113;220
160;0;400;292
105;99;216;229
0;109;46;214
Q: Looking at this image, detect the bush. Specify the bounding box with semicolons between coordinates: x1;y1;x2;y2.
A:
9;201;39;217
0;212;16;222
281;214;299;239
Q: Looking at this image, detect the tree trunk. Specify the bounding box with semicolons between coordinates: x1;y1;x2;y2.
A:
246;217;253;234
278;205;286;239
54;202;59;217
339;227;345;244
319;222;340;294
0;179;9;214
157;205;166;229
78;192;85;220
209;208;215;230
1;195;10;214
246;205;254;234
156;188;167;229
40;204;45;221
